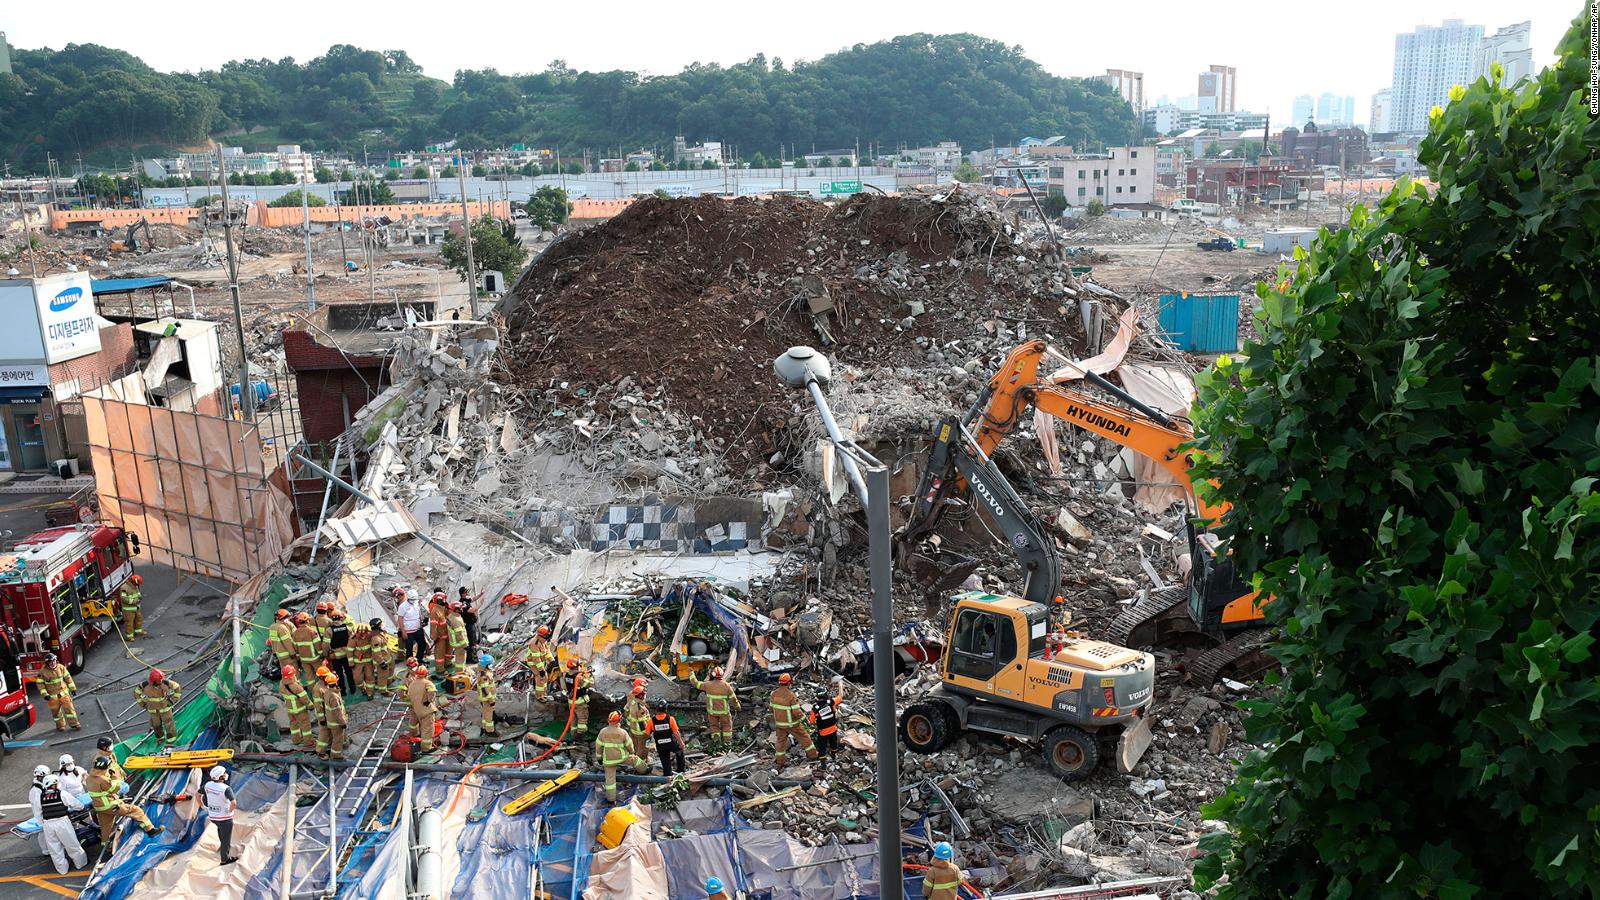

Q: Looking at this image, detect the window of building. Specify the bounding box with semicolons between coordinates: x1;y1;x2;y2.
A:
1096;187;1104;196
1130;168;1137;176
1076;187;1086;197
1077;169;1086;178
1116;186;1123;193
1049;167;1064;179
1131;150;1139;158
1118;169;1125;176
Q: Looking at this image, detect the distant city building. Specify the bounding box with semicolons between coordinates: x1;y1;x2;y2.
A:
1315;94;1357;127
1141;107;1268;135
1369;89;1393;133
1478;21;1533;85
276;145;316;182
1197;65;1237;113
1280;122;1369;170
672;136;724;166
0;31;12;75
907;142;961;173
1044;147;1155;207
1391;19;1484;134
1292;95;1314;126
1101;69;1146;113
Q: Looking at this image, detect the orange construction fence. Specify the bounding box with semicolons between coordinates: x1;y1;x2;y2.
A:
50;200;510;232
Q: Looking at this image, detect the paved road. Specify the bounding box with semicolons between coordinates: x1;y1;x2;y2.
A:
0;493;230;892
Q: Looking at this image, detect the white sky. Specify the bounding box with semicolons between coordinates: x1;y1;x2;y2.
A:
2;1;1581;133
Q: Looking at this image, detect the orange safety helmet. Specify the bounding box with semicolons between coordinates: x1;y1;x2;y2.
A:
275;609;289;621
391;586;407;598
631;677;647;688
537;625;551;638
149;669;165;683
711;667;724;679
322;672;338;685
778;673;792;685
607;711;621;725
565;658;579;670
330;608;345;619
281;665;297;679
295;612;310;624
317;600;331;613
413;665;429;677
316;666;331;678
631;685;646;697
449;600;462;611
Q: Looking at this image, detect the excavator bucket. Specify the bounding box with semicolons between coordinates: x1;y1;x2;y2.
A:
1116;715;1155;774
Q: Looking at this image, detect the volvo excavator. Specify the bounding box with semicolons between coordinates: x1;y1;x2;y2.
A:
899;339;1271;686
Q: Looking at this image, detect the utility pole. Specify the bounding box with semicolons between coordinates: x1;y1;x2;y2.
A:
217;145;253;423
301;175;315;310
333;176;349;276
455;155;478;317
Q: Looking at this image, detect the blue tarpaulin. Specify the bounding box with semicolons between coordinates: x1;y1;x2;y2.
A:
90;277;174;295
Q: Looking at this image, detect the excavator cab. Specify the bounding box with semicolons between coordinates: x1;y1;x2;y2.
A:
1187;523;1264;630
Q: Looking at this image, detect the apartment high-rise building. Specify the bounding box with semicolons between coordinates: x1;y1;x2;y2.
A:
1197;65;1237;113
1292;95;1314;125
1391;19;1484;134
1370;89;1393;133
1101;69;1146;113
1314;94;1357;126
0;31;12;75
1478;21;1533;85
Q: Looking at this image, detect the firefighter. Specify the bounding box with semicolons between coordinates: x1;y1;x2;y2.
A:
428;593;450;672
523;625;556;700
267;608;295;668
475;653;497;735
624;683;652;758
809;688;842;760
315;671;347;758
445;601;470;674
280;665;315;752
119;574;146;638
87;755;163;849
923;842;964;900
561;658;593;735
136;669;181;744
595;711;643;803
350;617;373;698
690;665;739;747
369;619;398;696
327;608;355;695
93;737;124;782
704;876;731;900
291;612;321;680
649;708;688;777
769;673;816;766
456;586;481;657
36;655;80;731
406;665;437;752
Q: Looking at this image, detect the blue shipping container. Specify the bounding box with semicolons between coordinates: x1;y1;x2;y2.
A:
1157;292;1240;353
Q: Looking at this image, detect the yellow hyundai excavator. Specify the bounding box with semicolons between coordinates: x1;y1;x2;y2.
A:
900;339;1270;685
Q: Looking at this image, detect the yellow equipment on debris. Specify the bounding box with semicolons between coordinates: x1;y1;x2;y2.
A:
124;748;235;769
596;806;641;850
501;768;581;815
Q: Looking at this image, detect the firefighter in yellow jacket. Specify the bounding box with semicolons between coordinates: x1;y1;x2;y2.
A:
623;682;652;758
119;575;146;638
86;755;163;849
369;619;399;696
136;669;181;744
769;673;816;766
36;657;80;731
475;654;497;735
690;665;739;747
315;671;347;758
923;842;964;900
350;619;373;697
523;625;556;700
445;601;470;674
267;608;295;668
407;665;437;751
594;711;644;803
291;612;321;682
279;665;315;752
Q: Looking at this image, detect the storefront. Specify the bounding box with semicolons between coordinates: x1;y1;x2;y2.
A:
0;273;102;474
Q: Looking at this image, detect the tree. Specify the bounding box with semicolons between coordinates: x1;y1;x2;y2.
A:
439;165;457;178
749;152;769;169
652;188;672;199
624;161;640;172
700;160;716;170
1084;198;1105;216
413;165;430;179
343;176;394;205
471;164;486;177
338;168;353;181
816;156;833;168
1040;193;1068;217
519;162;539;176
383;168;401;180
564;163;583;175
314;166;336;183
1192;20;1599;900
267;189;327;208
192;194;223;207
441;214;528;285
953;162;980;183
523;185;571;230
648;160;667;171
269;169;296;185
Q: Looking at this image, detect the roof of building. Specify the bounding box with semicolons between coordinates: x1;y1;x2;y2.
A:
91;276;174;295
132;317;219;340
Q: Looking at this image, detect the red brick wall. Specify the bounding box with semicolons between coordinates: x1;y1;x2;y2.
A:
283;330;390;445
47;322;137;391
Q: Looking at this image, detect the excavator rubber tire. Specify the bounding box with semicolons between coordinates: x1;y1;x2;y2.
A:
900;701;956;754
1043;724;1101;781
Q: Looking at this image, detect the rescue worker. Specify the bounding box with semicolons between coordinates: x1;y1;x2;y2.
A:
36;655;80;731
649;708;688;777
87;754;163;850
623;683;652;758
267;608;295;669
93;737;124;782
57;754;88;800
445;600;470;674
203;765;240;865
561;658;593;735
369;619;398;696
769;673;817;766
327;608;356;696
704;876;731;900
428;593;450;672
809;688;842;760
396;588;427;662
406;665;437;752
690;665;739;747
315;670;348;758
280;665;315;752
523;625;556;700
923;841;964;900
350;617;373;698
475;653;497;735
291;612;321;681
119;574;146;638
31;773;88;875
456;586;481;658
594;711;644;803
136;669;181;744
313;600;334;659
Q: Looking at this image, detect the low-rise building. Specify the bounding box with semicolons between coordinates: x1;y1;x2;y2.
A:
1185;159;1293;206
131;318;225;413
1044;147;1156;207
1280;123;1369;170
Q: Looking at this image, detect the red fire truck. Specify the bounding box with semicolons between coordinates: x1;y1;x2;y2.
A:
0;524;139;681
0;630;34;759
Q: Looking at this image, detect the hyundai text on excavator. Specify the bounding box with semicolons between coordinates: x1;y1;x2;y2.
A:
902;339;1269;683
892;356;1159;780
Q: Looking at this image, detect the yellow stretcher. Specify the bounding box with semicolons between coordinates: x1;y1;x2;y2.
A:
501;768;580;815
124;749;236;770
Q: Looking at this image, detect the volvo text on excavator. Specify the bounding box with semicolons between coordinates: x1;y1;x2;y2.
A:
899;339;1270;684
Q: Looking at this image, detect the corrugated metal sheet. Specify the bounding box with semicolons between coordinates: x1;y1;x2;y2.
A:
323;500;420;547
1157;293;1240;353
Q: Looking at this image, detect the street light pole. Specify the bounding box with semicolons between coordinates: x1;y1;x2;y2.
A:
774;346;903;900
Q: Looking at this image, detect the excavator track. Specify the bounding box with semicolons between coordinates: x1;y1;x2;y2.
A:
1105;586;1191;647
1184;628;1274;684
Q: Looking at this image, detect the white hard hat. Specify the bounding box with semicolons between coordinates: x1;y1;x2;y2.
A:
58;754;75;768
32;765;49;779
210;765;227;780
42;774;58;788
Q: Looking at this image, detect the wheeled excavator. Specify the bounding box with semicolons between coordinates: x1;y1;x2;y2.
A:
900;339;1270;686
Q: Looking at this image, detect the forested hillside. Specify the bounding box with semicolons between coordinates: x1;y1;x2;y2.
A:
0;34;1137;170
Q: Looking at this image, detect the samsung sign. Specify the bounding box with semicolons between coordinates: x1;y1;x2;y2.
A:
0;272;102;366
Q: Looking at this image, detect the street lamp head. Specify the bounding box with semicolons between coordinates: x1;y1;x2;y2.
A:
773;345;831;389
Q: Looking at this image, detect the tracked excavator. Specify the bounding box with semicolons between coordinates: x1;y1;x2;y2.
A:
900;339;1271;686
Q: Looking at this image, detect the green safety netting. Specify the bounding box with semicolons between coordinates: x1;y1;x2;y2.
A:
114;576;296;763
